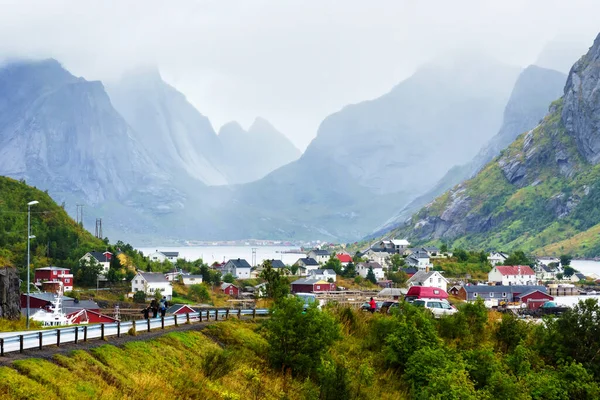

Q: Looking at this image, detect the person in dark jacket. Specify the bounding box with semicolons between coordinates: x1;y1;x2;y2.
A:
142;305;150;319
159;297;167;317
150;299;159;318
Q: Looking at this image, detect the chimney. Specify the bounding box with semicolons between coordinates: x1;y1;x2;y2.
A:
426;265;430;273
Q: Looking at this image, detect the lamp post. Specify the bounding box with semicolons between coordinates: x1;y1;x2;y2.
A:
26;200;39;329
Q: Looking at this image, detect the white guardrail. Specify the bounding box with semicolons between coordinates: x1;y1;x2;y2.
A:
0;308;269;356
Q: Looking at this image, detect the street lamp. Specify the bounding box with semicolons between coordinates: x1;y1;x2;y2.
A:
26;200;39;329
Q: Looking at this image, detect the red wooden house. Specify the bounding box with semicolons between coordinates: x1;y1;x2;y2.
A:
519;290;554;310
291;278;336;294
67;309;119;324
34;266;73;293
221;283;239;297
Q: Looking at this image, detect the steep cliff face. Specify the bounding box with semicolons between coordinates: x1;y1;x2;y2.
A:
376;65;566;234
391;33;600;255
0;268;21;320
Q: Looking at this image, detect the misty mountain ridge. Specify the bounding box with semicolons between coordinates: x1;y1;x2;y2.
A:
374;64;567;234
217;117;301;184
387;33;600;256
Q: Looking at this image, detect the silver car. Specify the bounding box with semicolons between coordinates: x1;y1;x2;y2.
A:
413;299;458;318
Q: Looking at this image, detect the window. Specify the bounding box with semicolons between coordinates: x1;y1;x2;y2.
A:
135;280;138;284
316;285;321;290
489;292;494;297
53;271;57;275
433;289;440;295
502;292;507;298
65;279;70;283
438;278;441;283
473;293;478;297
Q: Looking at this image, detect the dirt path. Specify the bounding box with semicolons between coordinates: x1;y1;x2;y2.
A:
0;317;251;366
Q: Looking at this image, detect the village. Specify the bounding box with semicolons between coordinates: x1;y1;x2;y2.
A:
20;239;600;327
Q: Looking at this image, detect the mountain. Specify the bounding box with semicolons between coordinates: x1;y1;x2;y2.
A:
106;68;228;186
0;59;175;206
535;39;589;74
217;118;301;184
389;33;600;256
375;65;567;234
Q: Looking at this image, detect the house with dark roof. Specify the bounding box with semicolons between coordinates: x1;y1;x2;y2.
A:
356;262;384;280
401;267;419;278
487;252;509;266
294;257;320;272
80;251;113;276
267;259;287;269
308;269;337;281
457;285;548;305
291;278;335;294
307;249;330;264
570;272;587;282
222;258;252;279
488;265;536;286
405;251;431;271
537;265;557;281
148;250;180;263
131;272;172;300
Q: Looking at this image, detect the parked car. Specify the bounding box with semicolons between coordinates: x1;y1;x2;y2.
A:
380;301;398;313
413;299;458;318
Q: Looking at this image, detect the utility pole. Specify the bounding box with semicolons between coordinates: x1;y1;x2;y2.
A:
76;204;84;228
252;248;257;267
95;218;103;239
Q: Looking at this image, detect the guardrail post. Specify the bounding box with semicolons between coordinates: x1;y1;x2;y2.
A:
226;309;229;320
253;309;256;320
19;335;24;353
174;314;178;327
117;321;121;338
147;318;151;332
84;326;88;342
57;330;61;347
39;332;43;350
75;327;79;344
238;309;241;319
186;313;190;324
199;311;202;322
132;320;137;334
0;338;4;356
161;317;165;329
101;324;105;340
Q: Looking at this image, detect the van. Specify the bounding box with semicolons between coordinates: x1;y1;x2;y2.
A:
404;286;449;302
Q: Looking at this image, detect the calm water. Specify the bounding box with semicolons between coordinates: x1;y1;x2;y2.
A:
136;245;305;266
570;260;600;277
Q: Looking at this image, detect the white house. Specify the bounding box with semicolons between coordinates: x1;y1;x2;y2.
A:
488;265;536;286
487;252;509;266
182;275;204;285
148;250;180;263
406;270;448;292
356;262;384;280
308;269;337;282
80;251;112;276
307;250;330;264
131;272;173;300
294;257;320;272
405;251;432;271
391;239;410;253
568;272;587;282
362;249;391;269
536;265;557;281
222;258;252;279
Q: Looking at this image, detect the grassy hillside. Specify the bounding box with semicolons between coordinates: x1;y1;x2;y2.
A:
2;299;600;399
0;176;104;272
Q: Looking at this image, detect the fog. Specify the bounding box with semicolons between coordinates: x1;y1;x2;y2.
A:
0;0;598;150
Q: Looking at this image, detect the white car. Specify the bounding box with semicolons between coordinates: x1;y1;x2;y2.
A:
413;299;458;318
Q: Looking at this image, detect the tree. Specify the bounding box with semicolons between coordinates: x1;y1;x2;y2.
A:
440;243;449;253
188;284;210;303
259;260;289;300
133;291;146;303
389;254;405;271
265;296;340;377
560;254;572;267
323;257;343;275
153;288;163;302
223;273;235;283
342;262;356;278
72;258;103;287
366;267;377;284
387;270;408;285
454;248;469;262
106;267;124;284
563;266;576;278
504;251;531;266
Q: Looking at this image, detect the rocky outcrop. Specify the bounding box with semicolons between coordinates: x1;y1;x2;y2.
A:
562;34;600;164
0;268;21;320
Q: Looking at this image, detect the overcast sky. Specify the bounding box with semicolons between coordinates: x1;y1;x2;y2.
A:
0;1;598;150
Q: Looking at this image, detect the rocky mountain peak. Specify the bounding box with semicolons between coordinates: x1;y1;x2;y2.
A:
561;33;600;164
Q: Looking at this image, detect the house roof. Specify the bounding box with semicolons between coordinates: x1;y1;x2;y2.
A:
296;257;319;266
357;261;383;269
87;251;112;262
494;265;535;276
309;249;330;256
407;271;448;285
391;239;410;246
291;278;328;285
166;304;199;314
541;265;554;272
63;299;100;311
463;285;546;294
183;275;203;279
423;246;440;252
36;266;70;271
402;267;419;274
489;252;509;259
519;289;553;299
162;251;179;257
310;269;336;275
138;272;169;283
226;258;252;269
221;283;238;290
378;288;407;296
336;254;352;263
575;273;587;280
267;259;286;269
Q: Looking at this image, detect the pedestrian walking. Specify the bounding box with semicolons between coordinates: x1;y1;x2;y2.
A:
142;305;150;319
159;296;167;318
150;299;158;318
369;297;377;313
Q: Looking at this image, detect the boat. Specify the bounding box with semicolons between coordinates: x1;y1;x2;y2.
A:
588;290;597;295
30;295;87;327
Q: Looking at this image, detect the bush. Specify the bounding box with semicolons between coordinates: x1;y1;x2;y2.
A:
132;291;146;303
